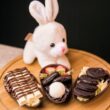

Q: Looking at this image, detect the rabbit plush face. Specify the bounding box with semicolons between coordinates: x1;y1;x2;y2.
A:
32;21;68;58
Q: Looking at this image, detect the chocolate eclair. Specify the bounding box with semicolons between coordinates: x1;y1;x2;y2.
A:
73;67;110;102
40;64;73;104
4;67;43;107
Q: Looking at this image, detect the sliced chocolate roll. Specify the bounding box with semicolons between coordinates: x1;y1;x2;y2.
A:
4;67;43;107
73;67;110;102
40;64;72;104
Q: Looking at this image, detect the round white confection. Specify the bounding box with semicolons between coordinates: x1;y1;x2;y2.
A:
49;82;65;98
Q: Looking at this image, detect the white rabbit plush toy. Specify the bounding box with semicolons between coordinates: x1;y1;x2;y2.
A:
23;0;71;69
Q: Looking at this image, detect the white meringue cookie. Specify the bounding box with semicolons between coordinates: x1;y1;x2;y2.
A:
49;82;65;98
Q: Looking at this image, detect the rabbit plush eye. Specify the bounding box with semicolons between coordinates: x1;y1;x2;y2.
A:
62;38;65;42
50;43;55;47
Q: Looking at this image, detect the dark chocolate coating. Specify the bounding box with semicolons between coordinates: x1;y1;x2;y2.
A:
76;81;97;92
45;86;71;104
73;67;110;102
40;64;72;104
79;75;98;85
74;87;95;98
86;68;108;79
4;67;42;101
42;72;60;86
53;75;72;84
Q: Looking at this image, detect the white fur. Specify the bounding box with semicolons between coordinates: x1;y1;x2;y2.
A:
23;0;71;69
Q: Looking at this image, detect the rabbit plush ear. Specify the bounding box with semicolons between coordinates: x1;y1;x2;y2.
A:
29;1;47;25
45;0;59;21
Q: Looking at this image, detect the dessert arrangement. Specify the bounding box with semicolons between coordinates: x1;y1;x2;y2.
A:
40;64;72;103
4;67;43;107
3;66;110;108
73;67;110;102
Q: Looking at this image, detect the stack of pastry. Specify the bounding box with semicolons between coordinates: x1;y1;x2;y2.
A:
4;67;43;107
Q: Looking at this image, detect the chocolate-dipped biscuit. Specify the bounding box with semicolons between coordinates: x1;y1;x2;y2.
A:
40;64;72;104
42;72;60;86
79;75;98;85
74;87;95;98
86;68;109;79
76;81;97;92
73;67;110;102
4;67;43;107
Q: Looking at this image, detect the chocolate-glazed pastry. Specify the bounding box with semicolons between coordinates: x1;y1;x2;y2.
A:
4;67;43;107
40;64;72;104
73;67;110;102
74;87;95;98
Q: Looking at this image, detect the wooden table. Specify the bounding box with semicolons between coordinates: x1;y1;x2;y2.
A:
0;44;23;68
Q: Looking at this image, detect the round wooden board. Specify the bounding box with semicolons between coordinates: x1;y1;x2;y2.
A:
0;49;110;110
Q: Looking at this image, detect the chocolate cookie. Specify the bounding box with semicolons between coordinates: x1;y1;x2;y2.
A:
74;87;95;98
42;72;60;86
73;67;110;102
79;75;98;85
76;81;97;92
86;68;109;79
53;75;72;84
40;64;72;104
4;67;43;107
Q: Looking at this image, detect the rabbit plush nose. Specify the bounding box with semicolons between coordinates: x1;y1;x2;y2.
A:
61;46;68;54
62;47;66;53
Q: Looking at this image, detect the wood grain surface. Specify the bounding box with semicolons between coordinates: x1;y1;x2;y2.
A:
0;49;110;110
